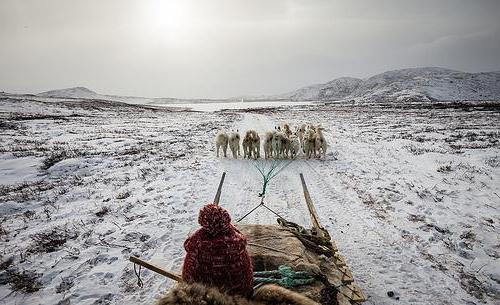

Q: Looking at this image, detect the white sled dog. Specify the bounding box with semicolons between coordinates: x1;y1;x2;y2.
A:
315;127;327;157
249;130;261;159
281;134;291;158
289;133;301;159
263;131;274;159
242;131;253;159
228;130;241;158
215;132;229;158
283;123;293;138
297;124;306;151
303;129;317;159
272;131;285;158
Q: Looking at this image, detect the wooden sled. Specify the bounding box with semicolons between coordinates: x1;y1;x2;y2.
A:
130;172;366;305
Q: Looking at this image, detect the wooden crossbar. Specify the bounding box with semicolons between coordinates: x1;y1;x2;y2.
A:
129;256;182;282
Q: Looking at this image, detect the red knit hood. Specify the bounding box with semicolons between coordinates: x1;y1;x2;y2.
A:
182;203;254;296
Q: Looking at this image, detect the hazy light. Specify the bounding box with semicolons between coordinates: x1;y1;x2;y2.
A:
0;0;499;98
143;0;195;44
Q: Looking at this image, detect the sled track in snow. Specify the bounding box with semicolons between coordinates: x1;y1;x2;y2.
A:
300;158;395;244
217;112;477;305
298;142;472;305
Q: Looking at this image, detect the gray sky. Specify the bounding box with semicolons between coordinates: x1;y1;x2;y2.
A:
1;0;499;98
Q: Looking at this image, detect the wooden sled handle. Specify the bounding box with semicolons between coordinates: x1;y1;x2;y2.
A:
213;172;226;206
299;173;323;231
129;256;182;282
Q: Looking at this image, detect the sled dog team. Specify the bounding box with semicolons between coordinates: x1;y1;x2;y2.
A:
215;124;327;159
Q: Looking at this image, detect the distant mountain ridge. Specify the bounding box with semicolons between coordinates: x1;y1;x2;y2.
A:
276;77;363;101
278;67;500;102
36;67;500;104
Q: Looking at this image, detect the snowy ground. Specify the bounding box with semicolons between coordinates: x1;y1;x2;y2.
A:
0;96;499;305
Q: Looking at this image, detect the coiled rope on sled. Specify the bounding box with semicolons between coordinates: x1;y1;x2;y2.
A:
276;218;334;257
253;265;315;288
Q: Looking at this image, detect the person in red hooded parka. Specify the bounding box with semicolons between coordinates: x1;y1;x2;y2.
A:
182;204;254;296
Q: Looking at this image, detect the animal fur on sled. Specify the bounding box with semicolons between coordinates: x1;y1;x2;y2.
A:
157;282;320;305
254;284;320;305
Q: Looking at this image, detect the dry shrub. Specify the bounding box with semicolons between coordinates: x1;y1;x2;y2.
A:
28;226;79;254
0;120;18;130
0;224;7;238
4;269;42;293
41;151;70;170
95;206;111;217
0;257;14;271
437;164;452;173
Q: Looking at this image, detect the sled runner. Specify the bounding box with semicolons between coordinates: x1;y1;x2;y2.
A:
130;172;366;305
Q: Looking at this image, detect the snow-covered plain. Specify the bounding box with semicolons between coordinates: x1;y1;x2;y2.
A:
156;100;314;112
0;96;499;305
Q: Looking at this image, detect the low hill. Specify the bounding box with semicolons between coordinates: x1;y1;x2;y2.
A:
38;87;102;99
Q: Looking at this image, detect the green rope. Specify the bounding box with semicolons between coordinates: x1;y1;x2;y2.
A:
254;160;292;198
237;159;293;222
253;265;315;288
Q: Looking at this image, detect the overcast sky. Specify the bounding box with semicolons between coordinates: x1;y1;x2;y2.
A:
1;0;499;98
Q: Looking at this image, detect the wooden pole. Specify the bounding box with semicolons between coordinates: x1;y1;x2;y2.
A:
129;256;182;282
299;173;323;231
213;172;226;206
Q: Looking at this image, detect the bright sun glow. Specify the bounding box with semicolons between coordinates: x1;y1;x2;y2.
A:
144;0;194;43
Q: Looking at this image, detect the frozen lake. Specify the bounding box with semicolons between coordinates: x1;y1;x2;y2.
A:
156;100;315;111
